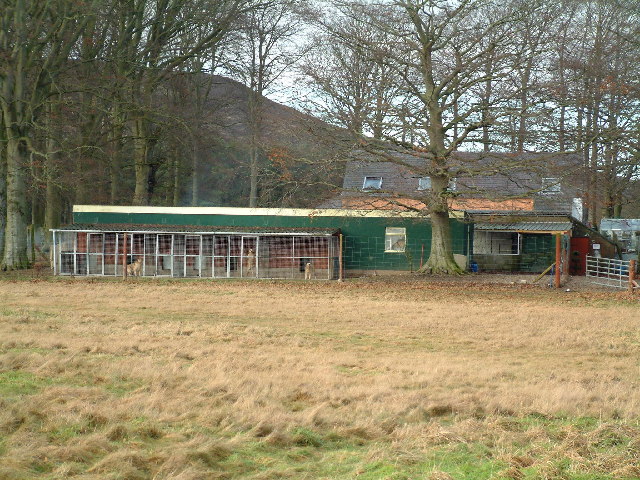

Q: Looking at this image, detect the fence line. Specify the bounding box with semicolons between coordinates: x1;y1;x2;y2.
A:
585;255;635;289
52;230;578;278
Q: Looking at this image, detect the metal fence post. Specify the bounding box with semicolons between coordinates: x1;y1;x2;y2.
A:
123;232;128;280
52;230;57;275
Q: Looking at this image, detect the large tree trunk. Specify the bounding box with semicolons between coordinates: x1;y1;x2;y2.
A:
110;143;122;204
372;89;384;140
421;208;462;274
247;90;262;208
44;95;61;251
557;48;567;152
481;55;494;152
44;146;61;252
109;107;124;204
44;173;60;250
588;103;600;227
249;144;258;208
517;61;533;153
419;173;463;274
132;116;150;206
0;133;6;261
74;156;90;204
414;34;463;275
558;105;566;151
613;203;622;218
173;157;180;207
2;135;30;270
191;141;198;207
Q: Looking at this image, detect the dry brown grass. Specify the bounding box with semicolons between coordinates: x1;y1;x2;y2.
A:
0;277;639;479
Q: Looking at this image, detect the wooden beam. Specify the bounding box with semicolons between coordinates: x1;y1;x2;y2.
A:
554;234;561;289
338;234;343;282
532;264;555;283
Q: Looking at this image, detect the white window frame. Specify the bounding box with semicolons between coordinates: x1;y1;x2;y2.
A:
363;176;382;190
473;231;521;255
541;177;561;195
385;227;406;253
418;176;432;190
417;177;455;191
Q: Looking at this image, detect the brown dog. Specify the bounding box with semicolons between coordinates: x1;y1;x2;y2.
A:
245;248;256;276
127;257;143;276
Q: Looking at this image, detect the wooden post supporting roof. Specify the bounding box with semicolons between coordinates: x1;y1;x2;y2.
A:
554;233;561;289
338;234;343;282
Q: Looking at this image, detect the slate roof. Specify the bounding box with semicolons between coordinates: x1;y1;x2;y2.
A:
53;224;340;236
341;150;583;214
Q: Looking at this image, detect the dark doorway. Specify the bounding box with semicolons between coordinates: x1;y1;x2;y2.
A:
570;237;590;276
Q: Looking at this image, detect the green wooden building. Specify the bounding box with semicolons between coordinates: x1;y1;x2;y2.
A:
51;205;470;279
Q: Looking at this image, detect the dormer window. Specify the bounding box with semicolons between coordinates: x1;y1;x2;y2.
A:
418;176;432;190
363;176;382;190
417;176;456;191
541;177;561;195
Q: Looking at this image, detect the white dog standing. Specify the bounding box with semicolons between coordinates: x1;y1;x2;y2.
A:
304;262;314;280
245;248;256;276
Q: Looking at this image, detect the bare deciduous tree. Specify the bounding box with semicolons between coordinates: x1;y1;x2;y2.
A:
314;0;530;273
227;0;305;207
0;0;97;269
105;0;255;206
301;3;401;140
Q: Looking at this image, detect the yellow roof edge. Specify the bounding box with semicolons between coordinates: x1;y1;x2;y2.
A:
73;205;465;219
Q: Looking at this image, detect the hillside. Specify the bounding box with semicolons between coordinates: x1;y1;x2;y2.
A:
183;75;351;208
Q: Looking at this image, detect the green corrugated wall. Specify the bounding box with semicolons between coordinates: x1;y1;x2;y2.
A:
73;211;469;272
519;233;554;272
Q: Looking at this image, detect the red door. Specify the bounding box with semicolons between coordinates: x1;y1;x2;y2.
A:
570;237;590;276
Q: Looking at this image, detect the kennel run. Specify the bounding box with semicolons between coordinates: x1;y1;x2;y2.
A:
51;225;341;280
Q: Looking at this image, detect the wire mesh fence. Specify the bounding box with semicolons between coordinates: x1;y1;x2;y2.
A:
53;229;567;278
53;231;340;280
341;236;438;272
471;233;556;273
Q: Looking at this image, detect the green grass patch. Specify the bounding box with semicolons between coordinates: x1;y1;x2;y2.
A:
103;377;142;397
47;423;86;442
421;443;505;479
217;436;507;479
212;417;640;479
0;308;57;320
0;371;53;397
1;409;637;479
0;369;142;401
0;345;51;355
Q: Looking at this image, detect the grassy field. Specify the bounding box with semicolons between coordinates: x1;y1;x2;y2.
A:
0;276;639;479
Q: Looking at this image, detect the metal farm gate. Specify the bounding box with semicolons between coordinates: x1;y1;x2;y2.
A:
585;255;638;289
